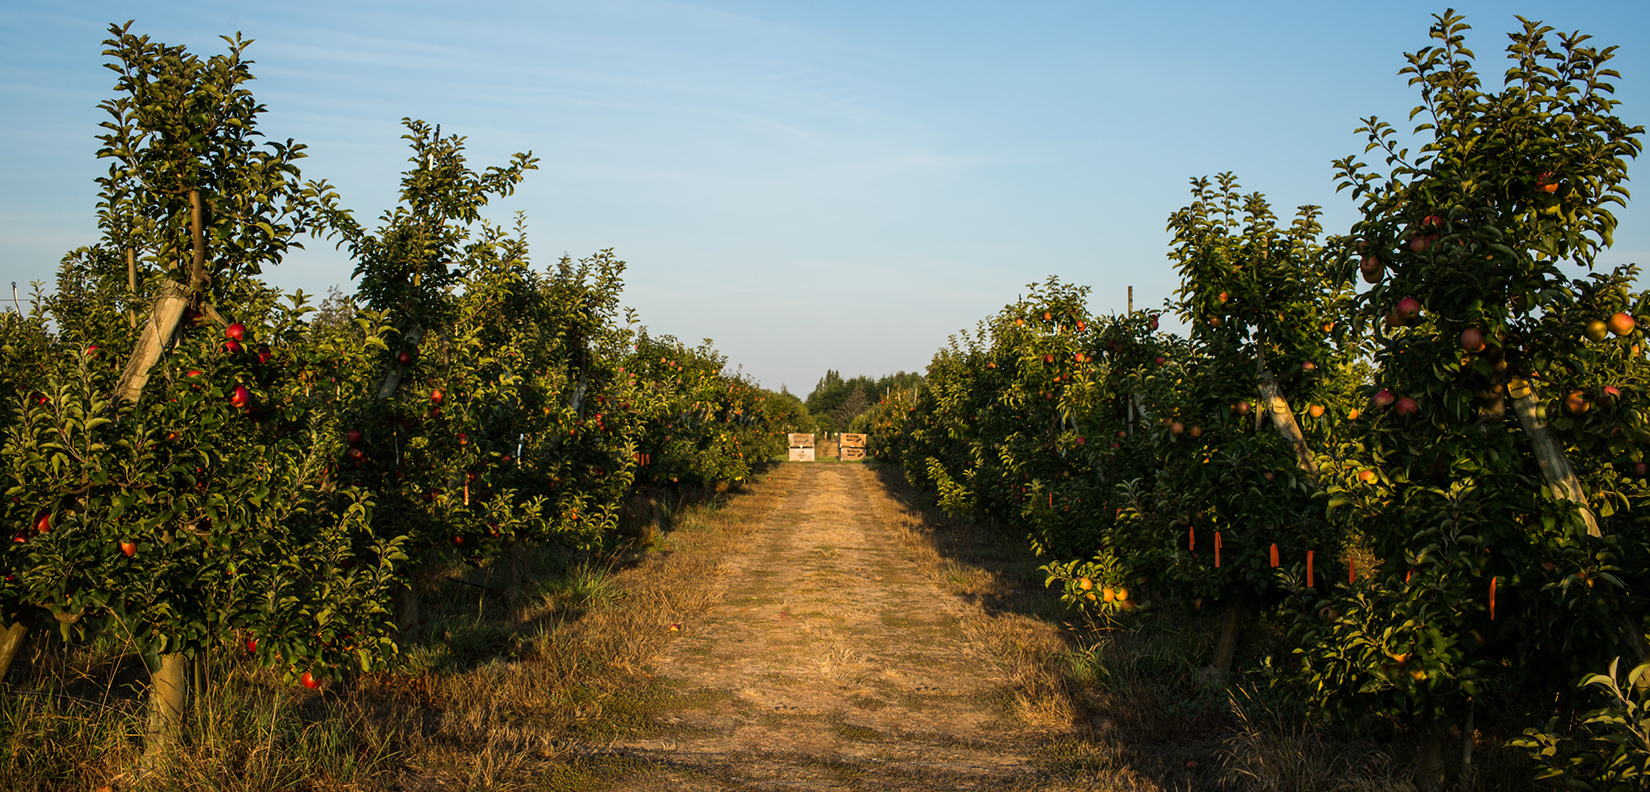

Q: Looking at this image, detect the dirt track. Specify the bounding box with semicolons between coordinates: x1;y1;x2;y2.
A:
602;463;1098;791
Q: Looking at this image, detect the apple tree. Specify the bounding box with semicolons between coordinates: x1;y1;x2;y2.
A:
1278;13;1646;789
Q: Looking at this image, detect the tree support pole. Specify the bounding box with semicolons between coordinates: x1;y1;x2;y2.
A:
141;653;189;774
1508;379;1601;537
1256;368;1317;484
0;621;27;683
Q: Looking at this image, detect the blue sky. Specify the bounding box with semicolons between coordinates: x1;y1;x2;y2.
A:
3;2;1648;393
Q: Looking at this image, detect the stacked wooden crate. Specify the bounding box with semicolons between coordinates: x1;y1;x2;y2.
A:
787;433;815;462
839;433;866;461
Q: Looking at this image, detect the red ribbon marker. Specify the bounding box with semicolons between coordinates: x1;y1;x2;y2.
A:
1188;525;1195;552
1489;577;1497;620
1214;532;1222;567
1307;551;1315;588
1269;543;1280;568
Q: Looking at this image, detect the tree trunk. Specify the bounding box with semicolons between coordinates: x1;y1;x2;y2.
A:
395;585;422;644
1202;584;1250;684
1508;379;1600;537
503;539;527;613
126;248;138;329
1415;721;1446;792
377;327;423;400
0;620;27;682
1458;700;1477;791
186;189;208;291
140;653;189;774
1256;367;1317;484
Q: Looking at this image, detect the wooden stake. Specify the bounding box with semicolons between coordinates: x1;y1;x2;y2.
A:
1508;379;1601;537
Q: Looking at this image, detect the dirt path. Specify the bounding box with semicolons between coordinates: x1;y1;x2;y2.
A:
603;463;1089;791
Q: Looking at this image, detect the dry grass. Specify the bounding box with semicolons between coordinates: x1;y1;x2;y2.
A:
864;466;1079;733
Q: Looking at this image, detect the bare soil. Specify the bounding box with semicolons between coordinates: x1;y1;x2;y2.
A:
594;463;1109;791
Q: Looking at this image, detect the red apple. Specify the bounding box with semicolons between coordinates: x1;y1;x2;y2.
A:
1396;297;1421;321
1394;396;1419;416
1308;404;1325;418
34;513;51;534
1459;328;1485;352
1372;389;1396;410
430;388;444;404
256;346;273;365
85;345;100;357
1169;422;1185;435
1348;408;1361;420
1358;470;1377;483
230;385;251;409
225;323;246;341
1207;315;1223;328
397;350;412;365
1233;400;1251;416
1216;292;1229;304
457;432;469;446
1148;314;1160;330
1300;361;1316;373
246;637;257;653
1636;462;1649;477
1359;256;1383;284
348;447;365;461
452;535;465;546
224;340;243;355
1263;471;1275;481
1154;356;1167;366
1608;312;1637;337
1421;214;1443;229
120;540;136;557
1188;425;1203;438
1586;320;1610;342
185;369;204;378
346;429;363;445
300;671;319;690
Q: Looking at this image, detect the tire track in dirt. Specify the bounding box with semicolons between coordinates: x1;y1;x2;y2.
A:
606;463;1081;791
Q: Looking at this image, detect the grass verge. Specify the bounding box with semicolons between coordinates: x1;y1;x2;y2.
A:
0;469;787;792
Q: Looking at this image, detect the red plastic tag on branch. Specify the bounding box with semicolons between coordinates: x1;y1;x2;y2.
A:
1269;543;1280;568
1214;532;1222;567
1406;569;1413;584
1307;551;1315;588
1489;576;1497;620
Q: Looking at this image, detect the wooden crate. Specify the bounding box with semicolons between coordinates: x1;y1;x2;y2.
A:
839;433;866;449
788;433;815;448
840;446;866;461
788;447;816;462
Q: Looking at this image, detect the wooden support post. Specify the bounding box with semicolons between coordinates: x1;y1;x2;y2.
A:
1508;379;1600;537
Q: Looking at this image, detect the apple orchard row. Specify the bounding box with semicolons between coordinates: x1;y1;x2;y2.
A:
862;12;1649;782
